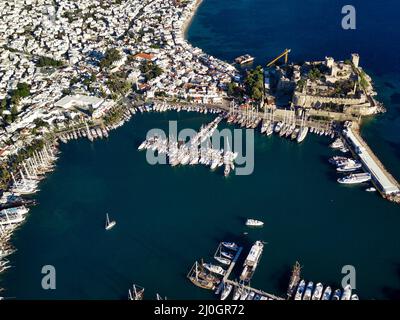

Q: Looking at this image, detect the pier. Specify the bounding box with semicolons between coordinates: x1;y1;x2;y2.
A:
342;125;400;202
222;246;242;283
224;280;285;300
189;241;285;300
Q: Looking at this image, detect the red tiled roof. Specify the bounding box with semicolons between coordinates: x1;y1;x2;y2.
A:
133;53;154;60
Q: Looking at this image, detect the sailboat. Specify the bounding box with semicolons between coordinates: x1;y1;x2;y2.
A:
105;213;116;230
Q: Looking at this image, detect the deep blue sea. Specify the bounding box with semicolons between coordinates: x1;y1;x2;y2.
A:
1;0;399;300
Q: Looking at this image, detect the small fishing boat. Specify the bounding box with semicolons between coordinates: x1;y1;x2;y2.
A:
105;213;116;230
366;187;376;192
245;219;264;227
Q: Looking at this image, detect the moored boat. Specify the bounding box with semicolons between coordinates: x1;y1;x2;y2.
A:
341;285;352;300
302;281;314;300
245;219;264;227
321;286;332;301
202;263;226;276
332;289;342;300
214;256;231;266
220;283;233;300
311;282;323;300
105;213;116;230
337;173;371;184
221;242;239;251
294;279;306;300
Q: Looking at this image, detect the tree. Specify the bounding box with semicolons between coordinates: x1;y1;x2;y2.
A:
251;87;263;101
0;98;7;115
36;57;64;68
11;94;21;106
100;48;122;70
16;82;31;97
139;61;163;81
11;104;19;119
33;118;48;128
244;66;264;102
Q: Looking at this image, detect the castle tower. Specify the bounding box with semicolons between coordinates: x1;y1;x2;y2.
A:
325;57;334;69
351;53;360;68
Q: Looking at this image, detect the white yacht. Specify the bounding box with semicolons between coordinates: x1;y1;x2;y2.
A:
246;291;256;300
336;160;362;172
232;285;243;300
221;251;234;260
294;279;306;300
311;282;323;300
332;289;342;300
338;173;371;184
214;256;231;266
240;241;264;281
341;285;352;300
245;219;264;227
321;286;332;300
202;263;226;276
330;138;345;149
297;127;309;143
221;242;239;251
239;289;249;300
302;281;314;300
266;122;274;136
220;283;233;300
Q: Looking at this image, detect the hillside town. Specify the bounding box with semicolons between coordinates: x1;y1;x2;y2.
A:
0;0;238;168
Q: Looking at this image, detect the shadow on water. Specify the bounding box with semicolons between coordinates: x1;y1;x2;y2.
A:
268;262;292;294
388;141;400;159
318;154;330;166
381;263;400;300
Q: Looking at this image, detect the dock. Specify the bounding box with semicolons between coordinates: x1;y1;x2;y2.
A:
224;280;285;300
342;125;400;203
222;246;242;282
189;241;285;300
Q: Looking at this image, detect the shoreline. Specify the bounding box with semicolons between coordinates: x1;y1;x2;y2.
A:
181;0;204;41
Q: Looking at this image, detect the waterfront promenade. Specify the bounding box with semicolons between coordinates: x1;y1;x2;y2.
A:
343;125;400;201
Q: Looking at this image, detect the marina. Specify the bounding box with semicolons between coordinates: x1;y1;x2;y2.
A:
188;240;361;301
0;0;398;302
0;143;59;278
1;111;399;299
188;240;284;300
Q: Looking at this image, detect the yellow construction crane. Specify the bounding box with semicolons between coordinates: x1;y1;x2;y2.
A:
266;49;291;67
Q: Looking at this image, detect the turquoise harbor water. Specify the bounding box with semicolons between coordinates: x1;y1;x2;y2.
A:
1;0;400;299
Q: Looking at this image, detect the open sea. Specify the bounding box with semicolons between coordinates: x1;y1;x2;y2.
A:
1;0;399;299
